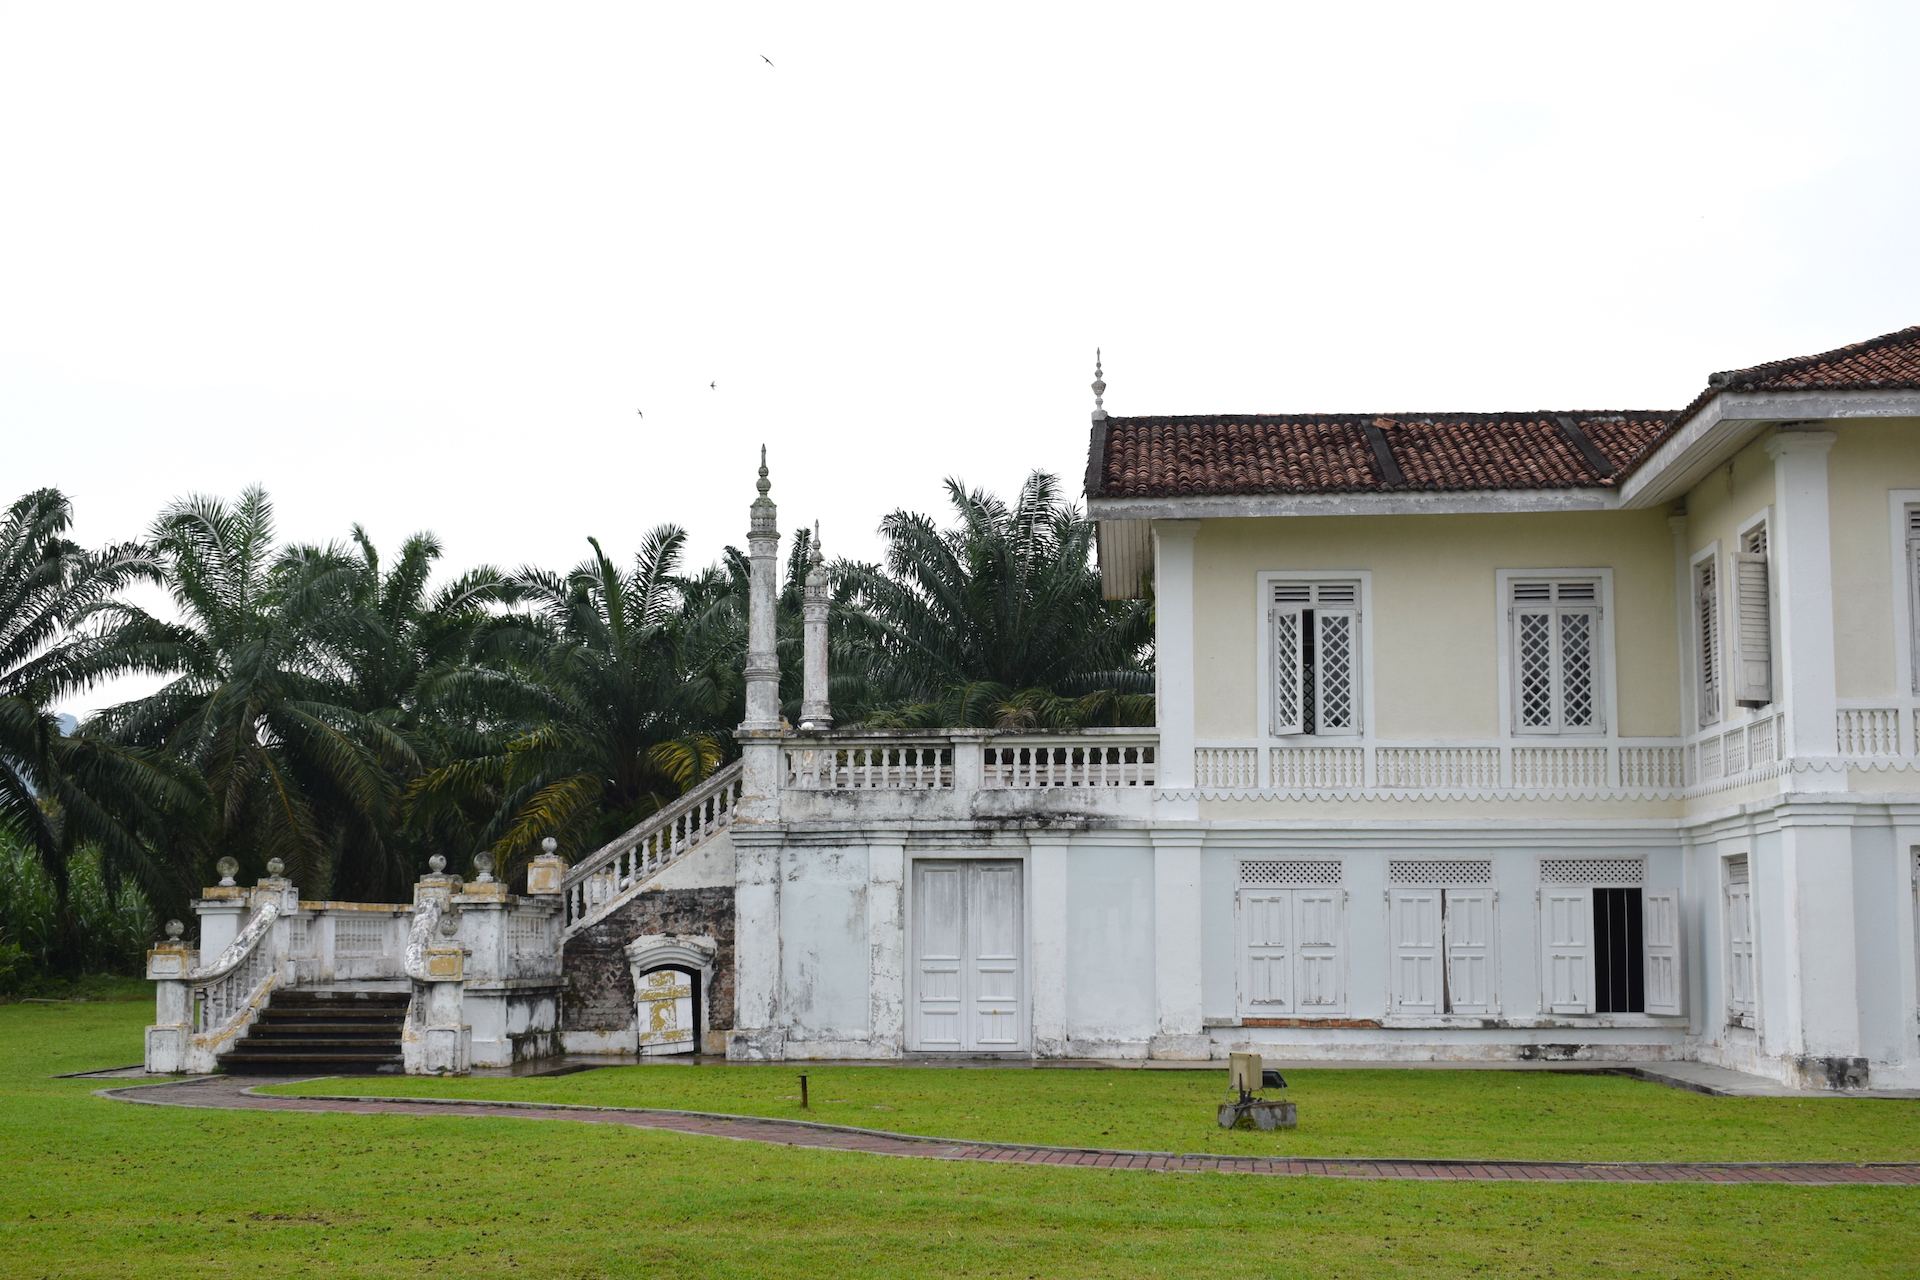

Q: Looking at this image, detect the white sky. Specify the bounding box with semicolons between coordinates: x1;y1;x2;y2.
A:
4;1;1917;716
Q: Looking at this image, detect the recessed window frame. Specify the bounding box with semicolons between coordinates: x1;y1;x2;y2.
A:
1495;569;1616;740
1256;571;1374;741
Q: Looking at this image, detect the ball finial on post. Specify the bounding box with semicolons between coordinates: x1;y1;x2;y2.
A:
1092;347;1106;412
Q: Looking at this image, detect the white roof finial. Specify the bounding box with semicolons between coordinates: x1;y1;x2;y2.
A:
810;520;823;566
1092;348;1106;412
757;444;770;498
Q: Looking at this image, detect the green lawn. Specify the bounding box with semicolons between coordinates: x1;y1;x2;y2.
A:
266;1059;1920;1163
1;995;1916;1279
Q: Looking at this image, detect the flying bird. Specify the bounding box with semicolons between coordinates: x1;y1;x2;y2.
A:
710;381;717;390
761;54;774;68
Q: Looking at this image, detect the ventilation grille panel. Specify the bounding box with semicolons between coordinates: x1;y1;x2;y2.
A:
1240;859;1342;887
1389;859;1493;886
1540;857;1644;884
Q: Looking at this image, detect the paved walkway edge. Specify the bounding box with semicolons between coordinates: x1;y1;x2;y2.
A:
97;1076;1920;1186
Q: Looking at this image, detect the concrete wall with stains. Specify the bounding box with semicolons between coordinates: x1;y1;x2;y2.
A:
560;886;735;1053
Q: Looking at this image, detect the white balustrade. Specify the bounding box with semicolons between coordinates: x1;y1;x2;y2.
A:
1267;746;1362;789
1838;706;1901;756
983;738;1156;788
190;900;282;1038
1374;747;1497;790
563;760;745;934
784;743;954;791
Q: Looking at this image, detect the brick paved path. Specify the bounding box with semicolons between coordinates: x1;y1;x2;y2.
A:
101;1075;1920;1186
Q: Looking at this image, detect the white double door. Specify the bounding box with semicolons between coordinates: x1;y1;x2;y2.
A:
911;860;1026;1052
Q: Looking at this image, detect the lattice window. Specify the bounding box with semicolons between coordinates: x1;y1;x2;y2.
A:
1388;859;1493;886
1540;858;1644;885
1511;578;1602;735
1240;859;1343;886
1270;580;1361;737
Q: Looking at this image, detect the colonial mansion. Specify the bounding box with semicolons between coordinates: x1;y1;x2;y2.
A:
149;323;1920;1092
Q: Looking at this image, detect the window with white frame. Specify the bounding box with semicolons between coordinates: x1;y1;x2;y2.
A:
1724;856;1755;1027
1237;860;1346;1015
1694;554;1722;726
1387;860;1496;1015
1510;578;1602;735
1270;580;1360;736
1537;858;1681;1016
1731;522;1773;708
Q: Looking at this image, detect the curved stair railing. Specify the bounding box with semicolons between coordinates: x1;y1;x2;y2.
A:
188;899;283;1065
562;760;745;937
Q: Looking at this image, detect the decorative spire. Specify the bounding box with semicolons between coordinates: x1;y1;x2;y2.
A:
810;520;823;566
757;444;771;497
750;446;777;537
1092;348;1106;413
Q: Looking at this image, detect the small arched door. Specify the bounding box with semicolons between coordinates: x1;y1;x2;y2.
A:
636;965;700;1056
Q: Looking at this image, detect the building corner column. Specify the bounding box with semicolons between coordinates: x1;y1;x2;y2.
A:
1153;520;1201;798
866;840;905;1057
1765;429;1840;771
728;829;786;1061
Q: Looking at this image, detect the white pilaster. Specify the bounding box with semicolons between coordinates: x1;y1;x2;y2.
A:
1026;833;1070;1057
1774;811;1864;1084
1150;829;1208;1059
1153;520;1200;792
739;449;785;819
867;840;905;1055
1765;430;1839;765
728;832;786;1060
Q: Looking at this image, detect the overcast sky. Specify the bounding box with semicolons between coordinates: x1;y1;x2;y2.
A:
5;2;1918;714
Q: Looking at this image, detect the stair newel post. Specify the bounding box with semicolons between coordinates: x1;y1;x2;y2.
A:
406;854;469;1075
144;920;193;1073
253;858;298;988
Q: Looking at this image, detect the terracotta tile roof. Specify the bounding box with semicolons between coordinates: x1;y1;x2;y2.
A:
1093;412;1669;498
1089;324;1920;500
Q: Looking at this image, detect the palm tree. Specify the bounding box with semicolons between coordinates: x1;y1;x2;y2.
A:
84;488;417;899
410;526;733;874
836;471;1153;728
0;489;194;965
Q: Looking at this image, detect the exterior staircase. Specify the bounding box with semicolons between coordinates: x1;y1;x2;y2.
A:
216;988;407;1075
562;759;744;938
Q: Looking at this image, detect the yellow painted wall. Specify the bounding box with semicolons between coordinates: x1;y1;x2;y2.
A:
1826;419;1920;700
1191;509;1680;742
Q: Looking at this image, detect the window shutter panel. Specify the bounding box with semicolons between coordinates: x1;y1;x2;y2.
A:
1514;607;1557;731
1696;559;1721;724
1558;607;1601;731
1314;607;1359;734
1292;890;1344;1010
1908;526;1920;696
1642;891;1682;1016
1389;889;1443;1014
1541;888;1593;1014
1731;550;1772;706
1271;605;1306;736
1725;864;1755;1019
1239;891;1292;1013
1443;888;1496;1014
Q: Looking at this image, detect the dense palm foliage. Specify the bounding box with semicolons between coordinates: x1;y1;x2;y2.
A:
838;472;1153;728
0;490;194;969
3;471;1150;972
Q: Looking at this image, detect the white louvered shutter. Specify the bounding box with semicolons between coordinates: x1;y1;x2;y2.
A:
1642;891;1682;1016
1443;889;1496;1014
1696;558;1721;725
1389;889;1443;1014
1271;601;1306;736
1541;887;1592;1013
1908;508;1920;696
1293;890;1344;1011
1731;549;1772;707
1240;891;1292;1013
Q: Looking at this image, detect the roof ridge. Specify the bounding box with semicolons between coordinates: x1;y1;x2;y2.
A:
1104;409;1674;424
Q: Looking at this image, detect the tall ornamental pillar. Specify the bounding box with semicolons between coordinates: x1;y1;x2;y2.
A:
799;523;833;731
743;446;782;734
